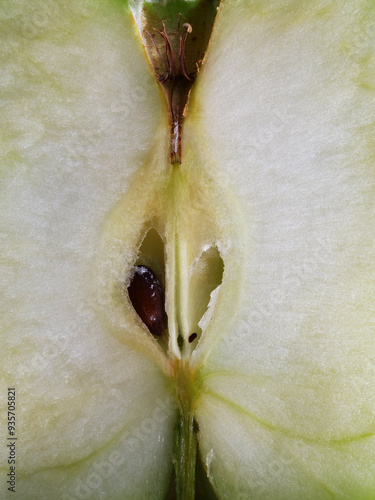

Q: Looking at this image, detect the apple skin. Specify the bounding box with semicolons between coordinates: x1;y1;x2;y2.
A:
1;0;375;499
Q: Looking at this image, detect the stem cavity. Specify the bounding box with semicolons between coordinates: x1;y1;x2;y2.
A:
133;0;220;164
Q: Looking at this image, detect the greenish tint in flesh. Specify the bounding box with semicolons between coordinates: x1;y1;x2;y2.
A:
1;0;375;499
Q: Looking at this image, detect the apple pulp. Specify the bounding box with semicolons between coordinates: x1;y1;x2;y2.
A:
1;0;375;499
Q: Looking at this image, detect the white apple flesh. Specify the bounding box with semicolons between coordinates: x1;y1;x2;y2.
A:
1;0;375;499
0;2;175;498
189;1;375;498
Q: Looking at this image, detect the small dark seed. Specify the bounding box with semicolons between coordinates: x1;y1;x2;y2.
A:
188;332;197;343
128;265;165;336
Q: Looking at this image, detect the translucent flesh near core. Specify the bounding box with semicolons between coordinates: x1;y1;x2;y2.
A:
189;1;375;498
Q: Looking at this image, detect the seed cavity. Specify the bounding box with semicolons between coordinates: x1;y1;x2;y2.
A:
187;245;224;344
135;227;165;285
128;265;165;336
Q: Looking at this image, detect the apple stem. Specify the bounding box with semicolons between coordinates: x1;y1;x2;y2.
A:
174;360;198;500
175;409;197;500
170;86;183;165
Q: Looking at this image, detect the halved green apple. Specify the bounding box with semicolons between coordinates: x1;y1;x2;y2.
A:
1;0;375;499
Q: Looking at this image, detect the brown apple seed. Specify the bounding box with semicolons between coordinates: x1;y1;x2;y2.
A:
128;265;165;336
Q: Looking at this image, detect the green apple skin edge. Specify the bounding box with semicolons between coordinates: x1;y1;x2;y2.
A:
1;0;375;499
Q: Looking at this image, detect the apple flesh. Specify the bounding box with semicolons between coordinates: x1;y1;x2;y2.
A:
0;1;175;498
188;1;375;498
1;0;375;499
